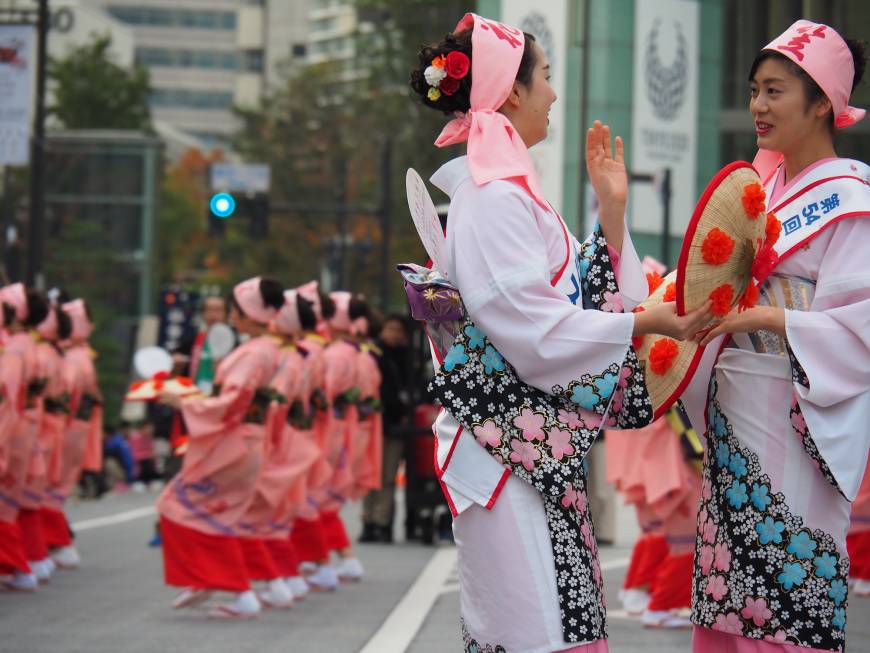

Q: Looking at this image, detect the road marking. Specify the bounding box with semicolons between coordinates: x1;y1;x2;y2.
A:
359;547;457;653
72;506;157;531
601;557;630;571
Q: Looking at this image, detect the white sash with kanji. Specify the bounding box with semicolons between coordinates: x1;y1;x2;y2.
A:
765;158;870;262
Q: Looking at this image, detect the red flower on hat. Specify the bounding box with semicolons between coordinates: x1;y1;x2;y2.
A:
701;227;735;265
765;212;782;246
739;280;760;312
663;282;677;303
751;243;780;283
445;51;470;79
440;76;460;96
649;338;679;375
742;183;766;219
646;271;664;294
709;284;734;317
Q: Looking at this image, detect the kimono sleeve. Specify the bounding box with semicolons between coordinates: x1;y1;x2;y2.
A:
784;217;870;499
451;182;636;409
181;351;258;438
0;351;26;475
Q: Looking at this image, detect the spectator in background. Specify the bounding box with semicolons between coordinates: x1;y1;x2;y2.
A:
173;295;233;393
360;315;413;543
103;423;135;491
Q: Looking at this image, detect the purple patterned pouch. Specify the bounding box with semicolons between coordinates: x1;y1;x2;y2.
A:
397;264;464;323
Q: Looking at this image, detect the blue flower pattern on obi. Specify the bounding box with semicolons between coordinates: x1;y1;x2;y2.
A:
444;344;469;372
828;579;847;606
787;531;817;560
571;384;599;410
749;483;771;511
778;562;807;590
464;325;486;350
728;452;748;478
814;552;838;580
481;345;505;375
725;480;748;508
756;516;786;545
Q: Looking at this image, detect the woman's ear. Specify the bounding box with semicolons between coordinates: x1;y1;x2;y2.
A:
814;95;833;120
505;81;523;109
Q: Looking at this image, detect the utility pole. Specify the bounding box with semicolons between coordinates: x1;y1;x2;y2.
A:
27;0;49;288
378;137;392;312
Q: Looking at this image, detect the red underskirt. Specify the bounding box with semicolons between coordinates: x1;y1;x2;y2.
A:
159;516;250;592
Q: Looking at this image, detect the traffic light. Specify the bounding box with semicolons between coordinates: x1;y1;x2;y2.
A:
207;192;235;236
206;192;268;238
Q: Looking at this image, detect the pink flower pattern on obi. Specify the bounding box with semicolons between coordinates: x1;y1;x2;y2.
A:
601;290;623;313
699;544;714;575
546;427;575;460
513;408;545;441
705;574;728;601
509;438;541;471
473;419;503;448
741;597;773;627
713;542;731;572
712;612;744;635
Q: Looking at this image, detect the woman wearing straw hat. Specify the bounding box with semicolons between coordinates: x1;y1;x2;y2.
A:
408;13;709;652
679;20;870;652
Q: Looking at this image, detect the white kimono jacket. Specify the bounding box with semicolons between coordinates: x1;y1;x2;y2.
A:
424;156;650;651
680;157;870;651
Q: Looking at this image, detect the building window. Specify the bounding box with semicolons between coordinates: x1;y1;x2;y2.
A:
136;47;239;71
242;50;264;73
108;6;237;31
150;88;234;110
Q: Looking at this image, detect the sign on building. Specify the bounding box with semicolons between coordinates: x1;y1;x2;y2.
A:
210;163;271;193
0;25;34;166
500;0;568;215
630;0;699;236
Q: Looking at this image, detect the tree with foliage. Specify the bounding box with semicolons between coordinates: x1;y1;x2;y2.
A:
231;0;474;309
48;35;151;130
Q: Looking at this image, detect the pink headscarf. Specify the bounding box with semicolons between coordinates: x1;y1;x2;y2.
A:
434;13;548;210
0;283;28;323
296;280;322;322
328;291;368;337
233;277;278;325
62;299;94;341
753;20;866;183
273;290;302;336
36;307;59;341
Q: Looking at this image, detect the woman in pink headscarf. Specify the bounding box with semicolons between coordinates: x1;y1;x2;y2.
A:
288;282;341;590
348;318;383;504
408;14;708;653
44;299;103;570
155;276;284;619
314;291;368;583
18;304;75;576
0;284;48;591
235;289;321;608
681;21;869;652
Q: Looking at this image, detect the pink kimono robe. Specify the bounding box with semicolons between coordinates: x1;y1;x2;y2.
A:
238;343;320;539
157;334;281;536
0;332;39;523
320;338;361;509
347;343;383;501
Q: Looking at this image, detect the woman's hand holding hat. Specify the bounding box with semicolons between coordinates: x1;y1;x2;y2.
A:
634;300;713;341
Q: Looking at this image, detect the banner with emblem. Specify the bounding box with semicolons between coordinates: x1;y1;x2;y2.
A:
0;25;34;166
500;0;569;215
629;0;699;239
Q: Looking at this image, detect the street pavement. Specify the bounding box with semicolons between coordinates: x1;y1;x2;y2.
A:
1;491;868;653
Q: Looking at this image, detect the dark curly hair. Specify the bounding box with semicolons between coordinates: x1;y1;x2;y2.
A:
56;307;72;341
410;28;538;115
24;289;49;328
296;295;317;332
749;37;866;132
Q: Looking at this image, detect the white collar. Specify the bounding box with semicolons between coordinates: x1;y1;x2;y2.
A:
430;156;470;199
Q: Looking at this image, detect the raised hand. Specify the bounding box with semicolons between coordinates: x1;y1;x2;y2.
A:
586;120;628;212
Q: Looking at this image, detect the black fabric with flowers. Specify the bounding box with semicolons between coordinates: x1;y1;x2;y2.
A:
691;377;848;651
461;619;506;653
788;397;845;500
428;230;653;644
786;342;810;388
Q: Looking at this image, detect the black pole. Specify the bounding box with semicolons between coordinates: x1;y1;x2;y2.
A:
335;155;348;290
27;0;49;288
378;137;392;312
661;167;672;267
